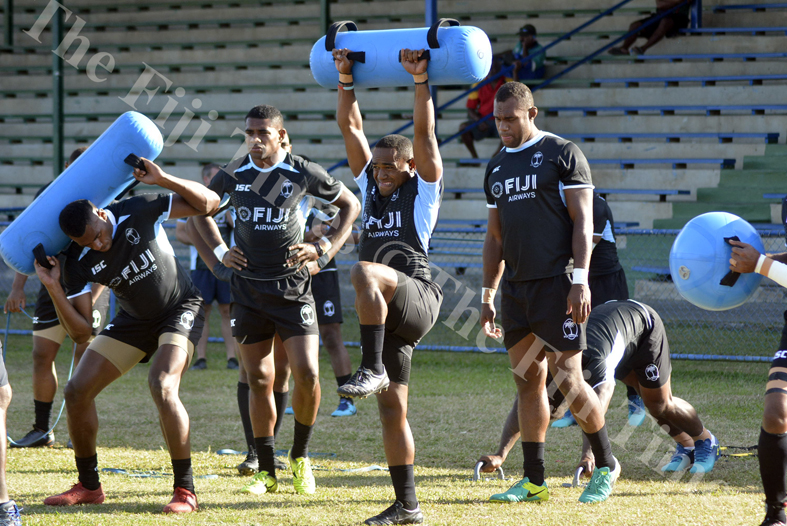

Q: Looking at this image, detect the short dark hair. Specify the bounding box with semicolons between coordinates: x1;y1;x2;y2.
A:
201;163;221;179
375;134;413;162
495;82;534;110
245;105;283;128
59;199;95;238
68;146;88;165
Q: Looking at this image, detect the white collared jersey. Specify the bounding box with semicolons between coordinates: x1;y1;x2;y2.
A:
208;153;343;280
63;194;198;320
355;160;442;282
483;131;594;281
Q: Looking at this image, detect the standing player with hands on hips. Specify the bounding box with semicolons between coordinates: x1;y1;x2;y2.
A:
192;104;360;497
34;158;220;514
333;47;443;525
480;82;620;504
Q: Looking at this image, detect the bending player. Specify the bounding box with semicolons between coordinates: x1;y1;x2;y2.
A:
730;239;787;526
478;300;719;477
35;158;219;513
4;146;108;448
481;82;619;504
333;47;443;525
192;104;360;496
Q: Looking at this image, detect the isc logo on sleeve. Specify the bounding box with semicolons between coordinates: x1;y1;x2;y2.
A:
91;261;106;275
235;184;252;192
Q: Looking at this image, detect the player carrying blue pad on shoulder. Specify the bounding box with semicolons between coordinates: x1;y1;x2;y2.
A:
36;158;220;514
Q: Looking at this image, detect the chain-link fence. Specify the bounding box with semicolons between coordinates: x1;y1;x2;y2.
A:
1;216;784;361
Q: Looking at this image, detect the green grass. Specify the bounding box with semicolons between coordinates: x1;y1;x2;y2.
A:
0;304;771;525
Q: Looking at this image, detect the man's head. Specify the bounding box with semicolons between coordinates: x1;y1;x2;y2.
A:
244;105;286;165
66;146;88;168
201;163;221;185
494;82;538;149
59;199;114;252
518;24;537;48
371;134;415;197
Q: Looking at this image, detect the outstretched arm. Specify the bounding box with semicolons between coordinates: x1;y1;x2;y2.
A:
478;396;520;472
333;48;372;177
133;158;220;219
401;48;442;184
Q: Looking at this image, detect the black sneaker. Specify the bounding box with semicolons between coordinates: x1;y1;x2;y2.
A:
337;367;390;399
237;449;258;476
762;501;787;526
365;501;423;525
10;426;54;448
227;357;239;370
189;358;207;371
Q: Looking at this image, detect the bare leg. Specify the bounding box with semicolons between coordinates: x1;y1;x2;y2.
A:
640;18;675;53
273;334;291;393
639;379;707;440
320;323;352;378
194;304;212;362
217;303;236;361
31;336;61;403
351;261;399;325
0;383;11;502
238;339;276;437
376;383;413;465
148;344;191;459
547;350;605;434
282;335;321;426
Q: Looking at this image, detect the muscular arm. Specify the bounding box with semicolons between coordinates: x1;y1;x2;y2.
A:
403;49;442;184
320;188;361;261
333;49;372;177
134;159;220;219
175;220;192;245
565;187;594;323
482;208;505;290
4;272;28;313
34;258;93;344
478;397;520;472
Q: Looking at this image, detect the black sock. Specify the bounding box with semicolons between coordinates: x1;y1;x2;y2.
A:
521;442;545;486
291;419;313;460
237;382;255;450
171;458;194;494
273;390;289;442
75;454;100;491
336;374;352;387
389;464;418;510
34;399;52;431
254;436;277;478
585;425;615;469
760;427;787;515
360;324;386;375
626;386;639;399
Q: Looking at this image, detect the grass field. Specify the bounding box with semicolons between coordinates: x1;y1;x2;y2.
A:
0;308;773;525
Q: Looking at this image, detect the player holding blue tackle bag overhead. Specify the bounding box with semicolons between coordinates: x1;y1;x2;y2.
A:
310;19;492;89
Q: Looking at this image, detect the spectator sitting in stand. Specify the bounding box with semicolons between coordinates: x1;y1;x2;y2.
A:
460;57;508;159
608;0;692;56
509;24;546;81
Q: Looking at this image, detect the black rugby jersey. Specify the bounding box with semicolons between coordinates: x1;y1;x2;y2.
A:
550;299;660;407
208;153;343;280
63;194;198;320
484;131;594;282
590;194;623;277
355;160;442;282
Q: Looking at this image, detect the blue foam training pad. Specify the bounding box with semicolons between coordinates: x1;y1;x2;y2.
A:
310;23;492;88
0;111;163;275
669;211;764;311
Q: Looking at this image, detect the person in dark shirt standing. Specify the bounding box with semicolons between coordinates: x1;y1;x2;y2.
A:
35;158;219;513
333;47;443;525
480;81;619;504
192;105;360;497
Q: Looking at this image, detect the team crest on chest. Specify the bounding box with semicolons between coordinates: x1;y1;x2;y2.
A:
530;151;543;168
280;180;294;199
125;228;141;245
491;182;504;199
